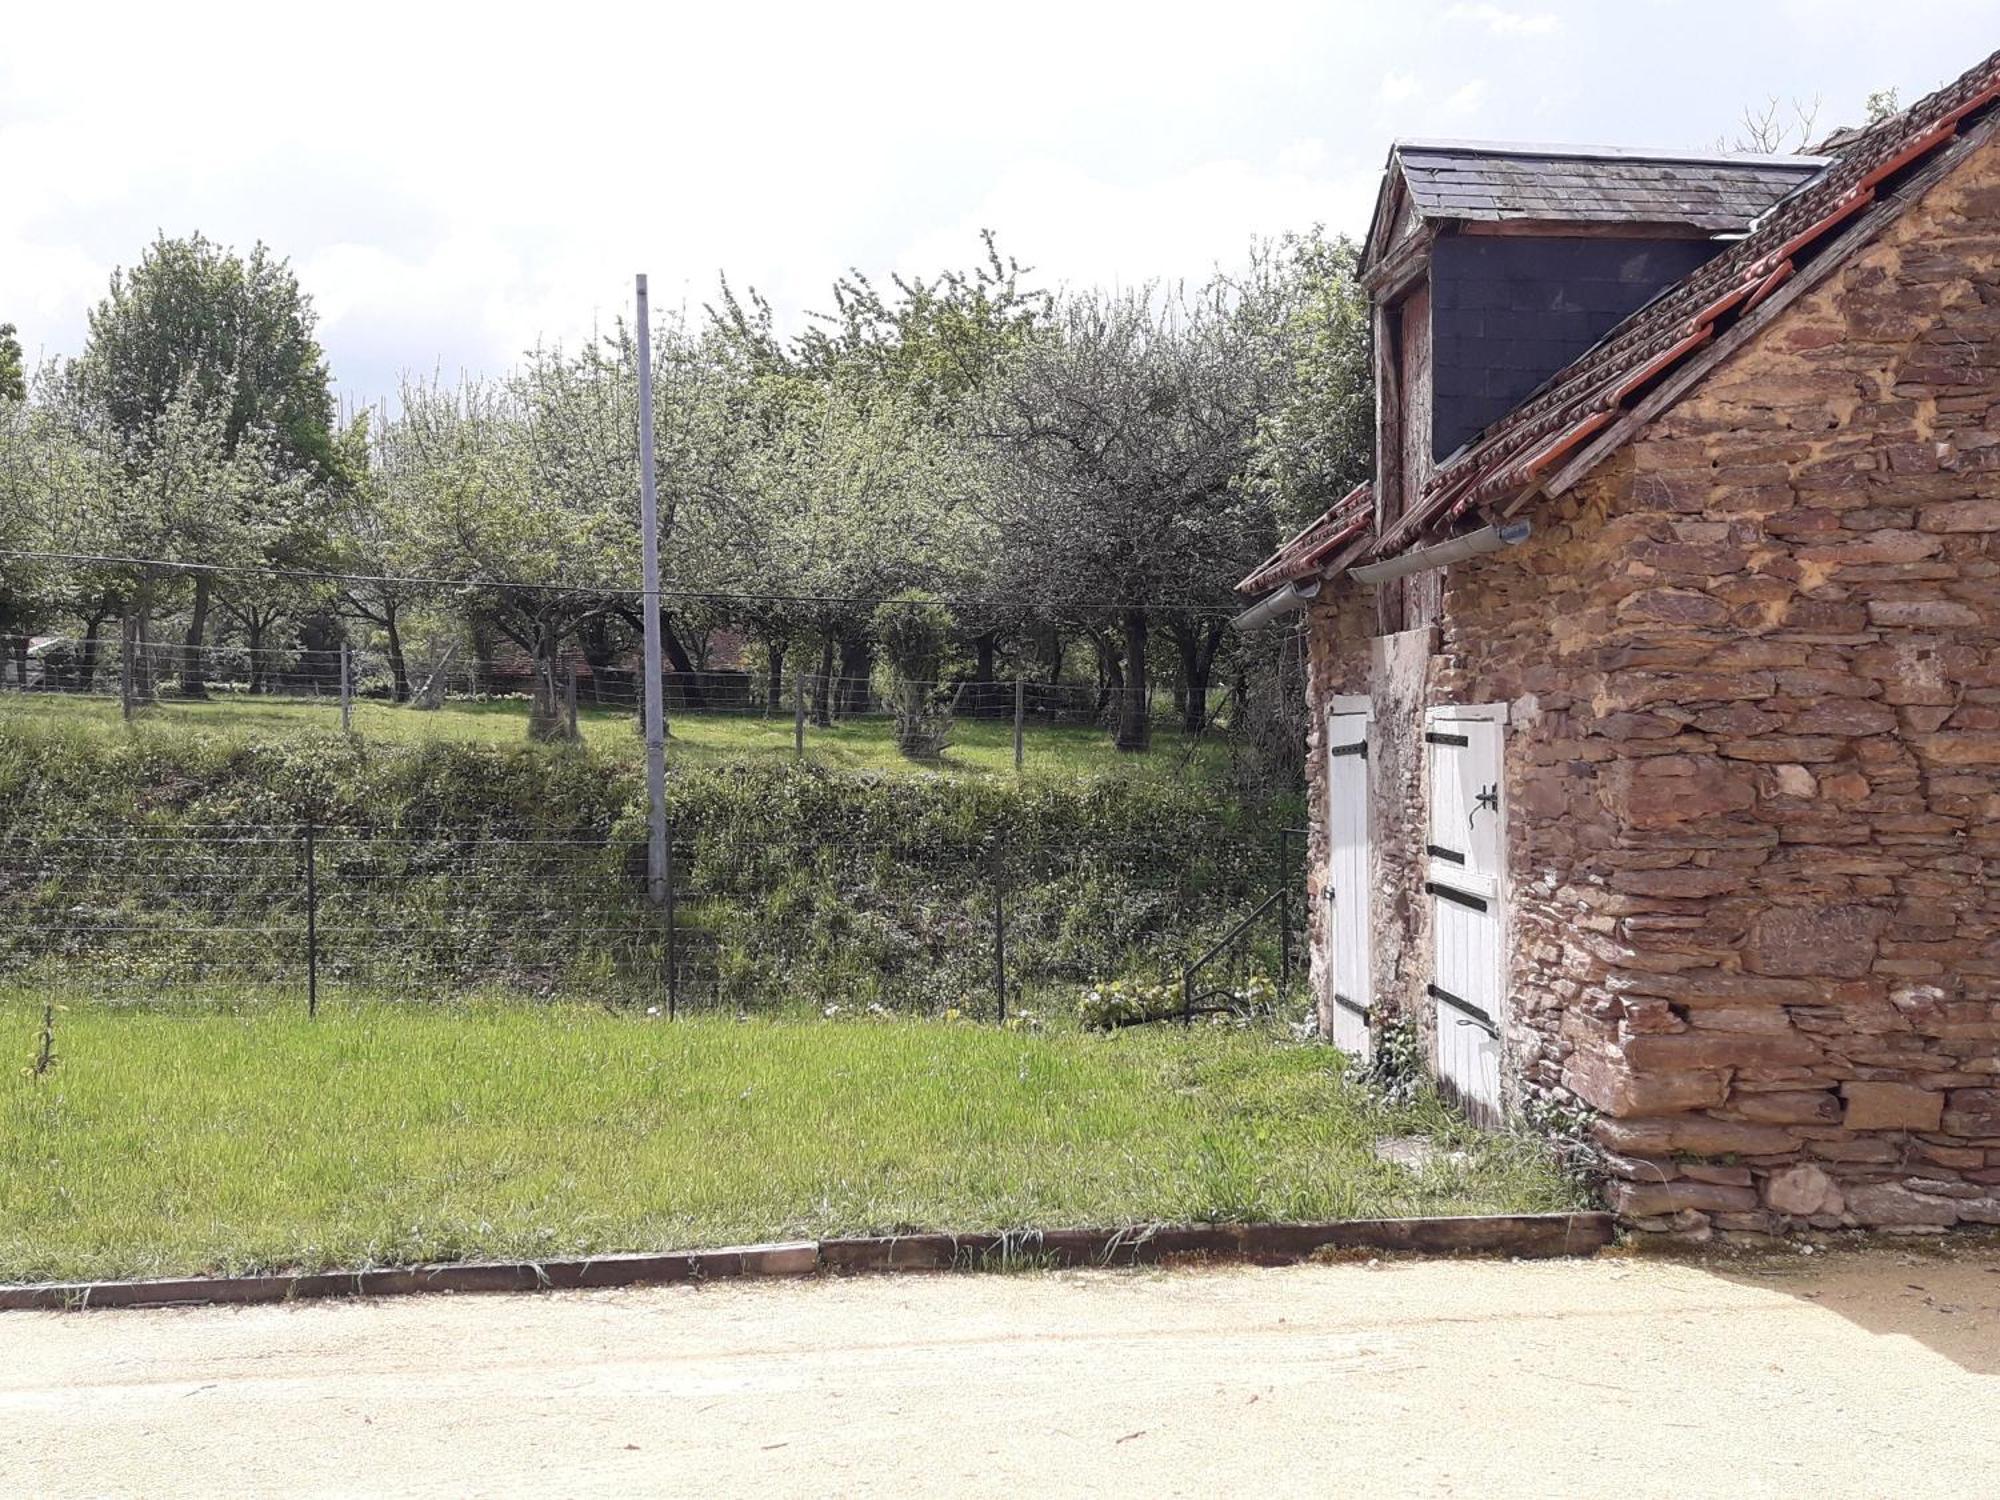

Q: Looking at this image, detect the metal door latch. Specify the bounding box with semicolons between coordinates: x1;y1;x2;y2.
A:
1469;784;1498;826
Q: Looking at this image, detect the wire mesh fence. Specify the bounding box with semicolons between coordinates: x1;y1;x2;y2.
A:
0;634;1235;756
0;819;1305;1021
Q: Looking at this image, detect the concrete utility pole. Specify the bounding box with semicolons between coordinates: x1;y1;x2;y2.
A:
636;274;670;909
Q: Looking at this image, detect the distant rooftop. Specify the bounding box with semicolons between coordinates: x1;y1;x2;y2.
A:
1390;140;1828;232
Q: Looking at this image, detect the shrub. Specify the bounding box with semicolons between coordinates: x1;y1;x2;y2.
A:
872;591;954;759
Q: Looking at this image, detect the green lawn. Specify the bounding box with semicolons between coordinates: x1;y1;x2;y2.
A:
0;693;1234;782
0;997;1581;1283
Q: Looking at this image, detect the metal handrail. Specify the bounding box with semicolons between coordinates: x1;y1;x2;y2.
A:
1180;888;1287;1025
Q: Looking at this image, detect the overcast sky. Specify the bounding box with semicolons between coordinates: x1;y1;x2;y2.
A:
6;2;1996;409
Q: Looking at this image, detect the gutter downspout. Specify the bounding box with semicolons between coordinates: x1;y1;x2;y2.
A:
1346;519;1532;587
1230;577;1323;631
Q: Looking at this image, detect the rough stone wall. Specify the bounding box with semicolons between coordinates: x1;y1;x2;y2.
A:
1550;134;2000;1237
1295;132;2000;1237
1368;626;1438;1051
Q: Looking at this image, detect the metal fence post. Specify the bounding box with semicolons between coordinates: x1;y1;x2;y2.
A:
339;644;352;734
793;674;805;760
991;841;1007;1024
1013;677;1025;773
664;819;680;1020
304;813;319;1017
119;616;135;722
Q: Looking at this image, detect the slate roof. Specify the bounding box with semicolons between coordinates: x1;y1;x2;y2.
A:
1376;46;2000;558
1395;144;1825;231
1243;45;2000;596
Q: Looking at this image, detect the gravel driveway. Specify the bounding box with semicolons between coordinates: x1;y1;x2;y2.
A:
4;1246;1996;1497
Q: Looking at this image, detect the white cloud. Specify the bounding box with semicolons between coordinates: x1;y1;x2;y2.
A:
1276;138;1330;174
1443;79;1493;118
1443;4;1562;36
1380;70;1421;103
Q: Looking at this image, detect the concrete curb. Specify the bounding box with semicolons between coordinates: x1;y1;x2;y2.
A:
0;1212;1613;1312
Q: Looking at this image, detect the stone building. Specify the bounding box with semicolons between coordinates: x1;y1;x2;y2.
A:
1236;49;2000;1234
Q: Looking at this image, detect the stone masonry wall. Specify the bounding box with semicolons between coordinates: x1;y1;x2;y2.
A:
1298;132;2000;1236
1549;134;2000;1236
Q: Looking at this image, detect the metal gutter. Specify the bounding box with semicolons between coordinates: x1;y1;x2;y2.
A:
1347;521;1532;586
1230;578;1322;631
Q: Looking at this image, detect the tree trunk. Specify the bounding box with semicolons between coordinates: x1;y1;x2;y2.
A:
528;621;575;742
576;615;619;706
659;610;707;711
131;586;156;701
470;619;497;695
812;636;835;727
384;608;410;704
1116;609;1150;752
247;620;267;694
763;637;785;715
970;630;1002;716
9;635;27;691
180;574;212;699
1089;628;1122;718
1041;630;1065;685
838;634;872;716
77;613;106;693
1181;622;1219;736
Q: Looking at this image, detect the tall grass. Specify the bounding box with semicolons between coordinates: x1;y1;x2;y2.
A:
0;996;1582;1283
0;694;1239;784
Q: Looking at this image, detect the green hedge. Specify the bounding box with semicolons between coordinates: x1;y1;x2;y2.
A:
0;721;1287;1014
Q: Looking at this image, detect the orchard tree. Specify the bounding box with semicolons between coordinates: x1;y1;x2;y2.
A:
78;233;341;695
712;235;1049;703
975;282;1271;748
390;372;608;739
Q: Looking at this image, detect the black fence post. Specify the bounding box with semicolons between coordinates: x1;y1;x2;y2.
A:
119;616;136;722
664;819;680;1020
990;841;1006;1024
1013;677;1025;774
304;813;319;1018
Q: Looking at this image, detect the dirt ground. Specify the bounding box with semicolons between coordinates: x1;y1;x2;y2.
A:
4;1244;1997;1498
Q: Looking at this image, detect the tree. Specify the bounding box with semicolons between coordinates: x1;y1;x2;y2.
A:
58;375;305;701
389;373;599;740
0;384;78;684
77;233;341;697
712;236;1051;710
0;324;25;404
975;282;1272;749
874;590;954;757
1240;230;1373;535
1721;96;1822;154
332;413;425;702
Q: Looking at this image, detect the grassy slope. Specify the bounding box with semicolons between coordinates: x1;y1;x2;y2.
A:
0;1001;1581;1282
0;694;1235;783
